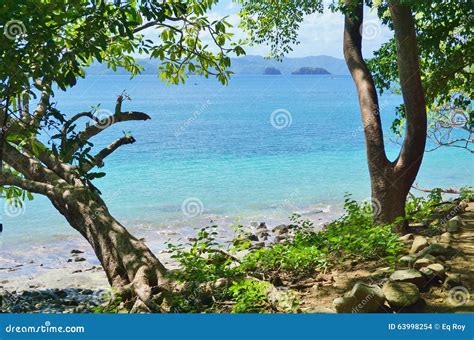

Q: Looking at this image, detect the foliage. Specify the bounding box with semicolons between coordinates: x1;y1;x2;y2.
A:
238;0;323;59
368;0;473;151
405;189;443;222
1;0;245;205
166;225;237;284
228;279;271;313
242;196;403;275
459;187;474;201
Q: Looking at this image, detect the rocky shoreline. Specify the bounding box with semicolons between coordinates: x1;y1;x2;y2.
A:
0;220;303;313
1;202;472;314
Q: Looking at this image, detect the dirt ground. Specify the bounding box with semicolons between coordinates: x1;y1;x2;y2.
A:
294;202;474;313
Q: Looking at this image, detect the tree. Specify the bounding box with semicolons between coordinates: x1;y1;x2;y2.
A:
368;0;473;153
1;0;244;311
238;0;427;231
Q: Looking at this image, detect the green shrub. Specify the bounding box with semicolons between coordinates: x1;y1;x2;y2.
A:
242;195;403;275
228;279;271;313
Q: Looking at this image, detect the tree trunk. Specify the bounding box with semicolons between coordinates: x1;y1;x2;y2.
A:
343;0;426;232
48;187;175;312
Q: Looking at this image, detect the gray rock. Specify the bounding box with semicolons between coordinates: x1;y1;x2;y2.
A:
443;273;463;288
440;232;452;243
423;254;436;261
333;296;358;313
71;249;84;254
397;233;414;243
255;229;270;238
426;263;445;276
399;255;416;268
273;224;289;235
74;257;86;262
333;282;385;313
250;241;265;250
417;244;457;257
247;234;259;242
410;236;429;254
257;222;267;230
419;267;434;278
447;216;461;232
383;281;420;309
390;269;426;288
413;257;433;270
274;236;287;243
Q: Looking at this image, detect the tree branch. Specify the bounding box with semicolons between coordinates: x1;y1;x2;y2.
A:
343;0;389;168
72;111;150;154
0;170;54;195
80;135;136;173
390;1;427;176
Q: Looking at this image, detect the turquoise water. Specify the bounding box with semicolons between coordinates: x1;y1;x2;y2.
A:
1;75;472;250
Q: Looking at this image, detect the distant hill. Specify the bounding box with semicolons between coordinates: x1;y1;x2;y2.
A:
292;67;330;75
263;67;281;75
229;55;348;75
84;55;349;76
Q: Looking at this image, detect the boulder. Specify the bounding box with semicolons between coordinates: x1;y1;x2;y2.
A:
440;232;452;243
417;244;457;257
423;254;436;262
410;236;429;254
70;249;84;255
333;296;358;313
426;263;445;276
413;258;433;270
443;273;463;289
274;236;287;244
419;267;434;278
447;216;461;232
399;255;416;268
333;282;385;313
247;234;259;242
257;222;267;230
389;269;425;288
273;224;289;235
255;229;270;238
74;257;86;262
250;241;265;250
397;233;414;243
383;281;420;309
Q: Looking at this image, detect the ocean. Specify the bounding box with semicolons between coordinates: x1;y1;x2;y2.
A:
0;74;472;270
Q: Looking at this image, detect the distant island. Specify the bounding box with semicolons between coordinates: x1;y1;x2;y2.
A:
263;67;281;75
292;67;331;75
85;55;349;76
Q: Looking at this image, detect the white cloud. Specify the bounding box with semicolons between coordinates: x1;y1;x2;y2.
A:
208;1;392;59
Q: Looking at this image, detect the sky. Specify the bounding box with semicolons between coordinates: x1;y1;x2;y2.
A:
206;0;393;59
